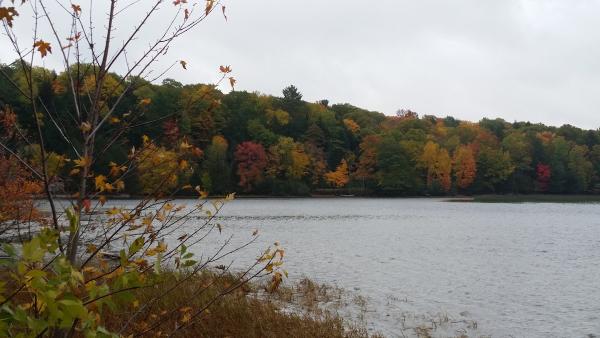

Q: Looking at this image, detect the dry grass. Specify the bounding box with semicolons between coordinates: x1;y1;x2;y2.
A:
101;271;382;338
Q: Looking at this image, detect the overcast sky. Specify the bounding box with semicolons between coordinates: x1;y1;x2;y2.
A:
3;0;600;129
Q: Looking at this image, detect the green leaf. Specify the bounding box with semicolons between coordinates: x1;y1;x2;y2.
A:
128;237;145;255
119;249;127;267
22;237;44;262
2;243;15;257
65;207;80;234
182;260;197;267
58;299;87;318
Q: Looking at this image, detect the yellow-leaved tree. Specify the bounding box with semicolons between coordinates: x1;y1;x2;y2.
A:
325;159;350;188
420;141;452;192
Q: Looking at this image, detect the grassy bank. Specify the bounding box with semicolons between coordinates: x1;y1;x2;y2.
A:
100;271;381;338
471;194;600;203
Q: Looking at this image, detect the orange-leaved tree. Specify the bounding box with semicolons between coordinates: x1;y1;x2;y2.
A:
453;144;477;190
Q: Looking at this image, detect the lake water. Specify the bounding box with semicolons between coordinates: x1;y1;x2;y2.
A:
57;197;600;337
182;198;600;338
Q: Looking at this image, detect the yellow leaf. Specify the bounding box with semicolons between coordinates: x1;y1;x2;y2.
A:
106;207;121;216
109;163;122;177
95;175;107;191
80;122;92;132
179;159;189;170
139;98;152;106
69;168;80;176
180;140;192;150
74;156;91;168
114;180;125;192
104;183;114;192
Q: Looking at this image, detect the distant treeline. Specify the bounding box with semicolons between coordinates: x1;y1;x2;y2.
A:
2;63;600;196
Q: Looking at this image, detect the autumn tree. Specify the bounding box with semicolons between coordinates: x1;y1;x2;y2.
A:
235;141;267;192
267;137;310;181
420;141;452;192
303;142;328;187
453;145;477;190
502;131;533;192
136;139;185;195
535;163;552;192
355;135;380;189
343;118;360;135
325;159;350;188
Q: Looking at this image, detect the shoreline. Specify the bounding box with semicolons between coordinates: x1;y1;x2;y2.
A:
40;194;600;203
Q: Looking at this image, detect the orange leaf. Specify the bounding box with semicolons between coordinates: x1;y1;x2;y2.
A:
219;65;231;74
180;60;187;70
173;0;188;5
0;7;19;28
205;0;214;15
33;40;52;57
71;4;81;15
228;77;236;90
67;32;82;42
139;98;152;105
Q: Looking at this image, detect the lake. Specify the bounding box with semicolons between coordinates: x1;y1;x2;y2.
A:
185;197;600;338
67;197;600;337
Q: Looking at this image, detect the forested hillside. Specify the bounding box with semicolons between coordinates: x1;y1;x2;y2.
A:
2;64;600;196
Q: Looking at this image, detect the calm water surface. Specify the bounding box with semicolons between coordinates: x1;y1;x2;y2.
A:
105;198;600;337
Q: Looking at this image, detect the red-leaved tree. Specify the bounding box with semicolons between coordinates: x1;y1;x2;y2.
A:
235;141;267;192
536;163;552;192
